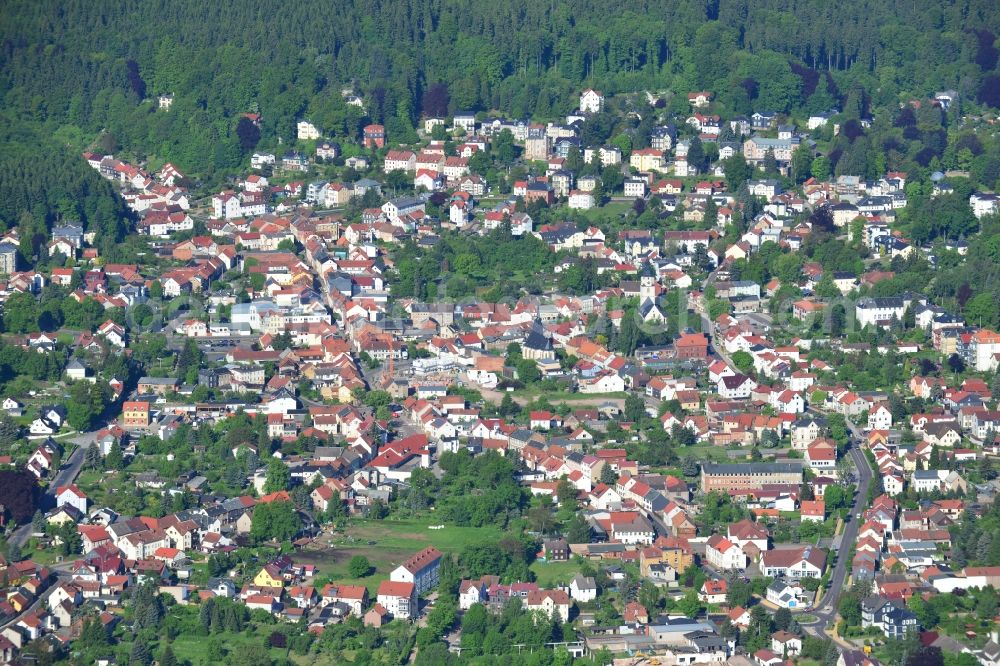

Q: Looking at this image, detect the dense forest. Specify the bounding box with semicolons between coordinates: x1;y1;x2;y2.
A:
0;119;131;258
0;1;999;241
2;1;999;179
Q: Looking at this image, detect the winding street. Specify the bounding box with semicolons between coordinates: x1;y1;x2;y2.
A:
1;435;95;636
9;432;93;549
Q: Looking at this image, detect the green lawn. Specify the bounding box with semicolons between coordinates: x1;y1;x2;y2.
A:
682;443;742;462
74;468;126;506
650;467;685;478
530;559;585;587
550;201;632;222
340;516;497;551
25;544;65;566
157;632;316;666
511;387;627;402
296;516;497;594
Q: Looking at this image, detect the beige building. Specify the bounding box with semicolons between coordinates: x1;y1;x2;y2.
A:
0;243;16;274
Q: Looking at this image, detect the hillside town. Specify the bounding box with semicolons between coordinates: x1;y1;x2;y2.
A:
0;83;999;666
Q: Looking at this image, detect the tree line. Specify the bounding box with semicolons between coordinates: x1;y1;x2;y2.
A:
2;0;999;180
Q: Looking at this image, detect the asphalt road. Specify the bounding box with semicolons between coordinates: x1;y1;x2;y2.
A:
0;568;72;632
698;271;737;369
10;437;91;549
691;273;874;638
798;417;874;635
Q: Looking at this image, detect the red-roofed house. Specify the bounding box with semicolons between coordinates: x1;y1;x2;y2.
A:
377;580;416;620
800;500;825;522
699;578;728;604
390;547;442;595
55;485;88;514
705;534;749;570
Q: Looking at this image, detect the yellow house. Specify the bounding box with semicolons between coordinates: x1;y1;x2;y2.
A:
8;592;30;612
629;148;664;173
639;544;694;576
46;508;78;527
867;430;890;448
254;564;285;588
683;206;705;223
122;400;151;428
341;384;361;404
725;242;751;261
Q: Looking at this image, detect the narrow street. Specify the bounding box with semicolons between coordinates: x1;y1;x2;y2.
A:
698;270;737;370
9;433;92;549
796;413;874;637
0;568;73;633
689;266;876;639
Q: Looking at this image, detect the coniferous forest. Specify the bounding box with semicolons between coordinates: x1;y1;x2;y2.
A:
1;0;999;230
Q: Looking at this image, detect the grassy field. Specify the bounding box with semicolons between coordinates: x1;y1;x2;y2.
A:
145;629;336;666
295;516;497;594
530;559;585;587
74;468;126;506
23;543;66;566
168;633;300;666
551;201;633;223
512;388;628;402
682;443;745;462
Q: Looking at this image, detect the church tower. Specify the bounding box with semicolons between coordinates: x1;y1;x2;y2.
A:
639;262;657;304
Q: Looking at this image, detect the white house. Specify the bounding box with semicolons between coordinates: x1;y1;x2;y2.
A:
384;150;416;172
717;374;757;399
772;631;802;656
568;190;596;210
760;546;826;579
705;535;749;570
55;485;88;514
579;89;605;114
382;197;425;226
569;574;597;603
727;519;770;552
578;372;627;394
855;297;906;328
251;153;276;170
525;589;572;623
97;320;126;348
970;193;1000;219
2;398;23;416
377;580;415;620
244;174;269;193
766;580;806;609
459;579;488;610
699;579;728;604
297;120;321;140
609;513;656;545
867;404;893;431
805;442;837;472
29;418;57;436
624;178;647;198
453;113;476;134
449;200;470;227
390;547;442;595
212;192;243;220
883;473;905;496
65;359;88;381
